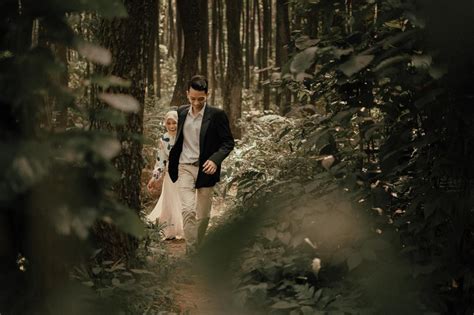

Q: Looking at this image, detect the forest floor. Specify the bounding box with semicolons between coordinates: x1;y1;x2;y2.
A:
154;197;229;315
164;239;220;314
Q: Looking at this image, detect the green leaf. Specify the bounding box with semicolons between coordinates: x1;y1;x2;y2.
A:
374;55;410;72
90;75;131;89
411;54;432;69
314;288;323;302
271;300;299;309
278;232;292;245
130;268;154;275
291;233;305;248
290;47;318;74
98;93;140;113
295;35;320;50
92;267;102;275
262;227;277;241
332;108;359;123
102;260;114;265
428;65;447;79
76;41;112;65
92;138;121;160
93;108;127;126
347;252;363;270
332;47;354;59
339;55;374;77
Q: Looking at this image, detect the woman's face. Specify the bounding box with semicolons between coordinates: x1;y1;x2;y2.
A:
165;119;177;132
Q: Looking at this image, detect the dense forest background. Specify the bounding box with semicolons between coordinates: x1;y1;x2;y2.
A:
1;0;474;314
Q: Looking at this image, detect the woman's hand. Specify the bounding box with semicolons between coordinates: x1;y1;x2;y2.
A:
147;177;160;192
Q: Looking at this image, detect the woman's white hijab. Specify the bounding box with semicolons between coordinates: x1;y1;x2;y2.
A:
163;110;178;125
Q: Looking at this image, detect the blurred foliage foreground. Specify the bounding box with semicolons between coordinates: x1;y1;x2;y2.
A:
201;1;474;314
0;0;172;314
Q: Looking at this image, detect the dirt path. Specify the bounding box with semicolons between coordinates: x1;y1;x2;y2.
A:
165;239;221;315
146;195;230;314
164;197;230;315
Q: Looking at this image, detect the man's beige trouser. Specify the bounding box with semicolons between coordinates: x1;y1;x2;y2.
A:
177;164;213;253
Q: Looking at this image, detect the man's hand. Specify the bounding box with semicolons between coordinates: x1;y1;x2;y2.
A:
202;160;217;175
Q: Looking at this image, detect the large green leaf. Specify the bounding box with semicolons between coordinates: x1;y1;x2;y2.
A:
290;46;318;74
76;41;112;65
98;93;140;113
411;54;432;69
339;54;374;77
90;75;131;89
295;35;320;50
271;300;299;309
347;252;363;270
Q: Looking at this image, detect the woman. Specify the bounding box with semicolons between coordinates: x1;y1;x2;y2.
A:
147;110;184;240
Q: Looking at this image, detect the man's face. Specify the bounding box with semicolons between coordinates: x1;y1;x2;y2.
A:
187;87;207;111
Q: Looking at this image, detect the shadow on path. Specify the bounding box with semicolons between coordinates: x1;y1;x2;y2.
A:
165;240;222;315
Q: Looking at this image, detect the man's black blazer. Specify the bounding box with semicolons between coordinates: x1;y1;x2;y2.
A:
168;104;235;188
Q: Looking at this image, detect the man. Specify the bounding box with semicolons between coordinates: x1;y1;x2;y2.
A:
168;75;234;254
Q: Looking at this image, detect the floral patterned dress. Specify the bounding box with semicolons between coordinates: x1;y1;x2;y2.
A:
147;132;184;239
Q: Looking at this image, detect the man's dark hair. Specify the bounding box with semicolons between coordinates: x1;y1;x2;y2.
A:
187;75;208;93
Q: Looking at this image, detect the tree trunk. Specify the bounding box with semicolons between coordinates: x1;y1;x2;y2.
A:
147;0;158;96
217;0;226;100
268;0;273;60
199;0;209;77
155;0;162;97
244;0;251;89
210;0;218;105
256;0;262;84
306;4;319;38
224;0;243;138
249;0;256;86
176;0;183;73
262;0;271;110
95;0;152;262
170;0;200;107
293;2;302;30
168;0;175;58
276;0;291;115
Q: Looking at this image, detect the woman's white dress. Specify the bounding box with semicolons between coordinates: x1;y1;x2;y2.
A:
147;132;184;239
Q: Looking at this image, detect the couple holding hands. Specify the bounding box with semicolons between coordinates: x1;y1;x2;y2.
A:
147;75;234;254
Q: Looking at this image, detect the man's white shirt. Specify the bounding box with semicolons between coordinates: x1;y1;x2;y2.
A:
179;104;206;164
